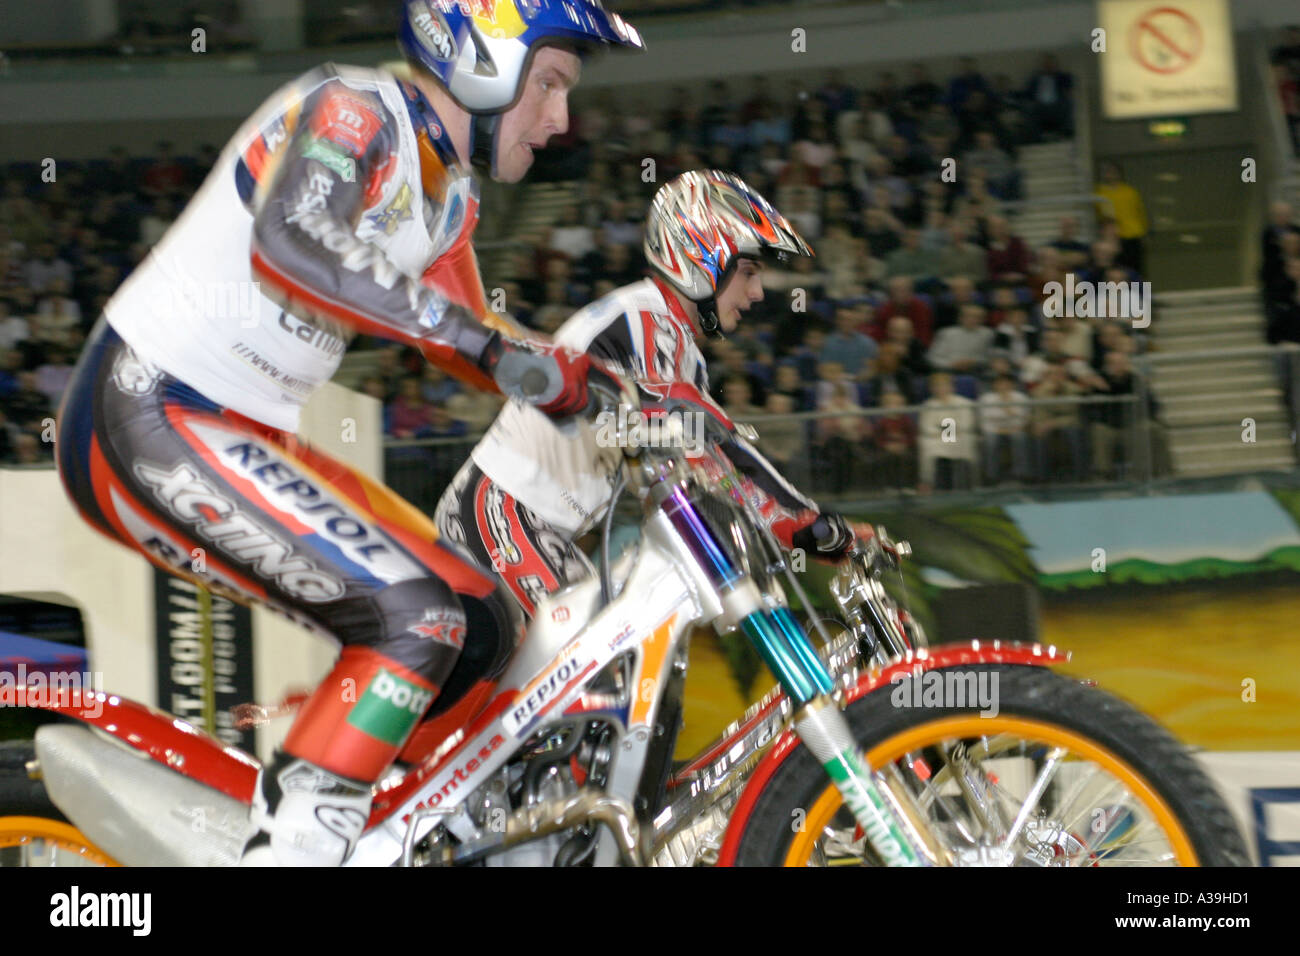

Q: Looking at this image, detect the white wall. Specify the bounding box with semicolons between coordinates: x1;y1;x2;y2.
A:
0;381;381;763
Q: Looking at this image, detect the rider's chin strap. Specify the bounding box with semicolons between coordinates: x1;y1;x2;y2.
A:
468;113;502;179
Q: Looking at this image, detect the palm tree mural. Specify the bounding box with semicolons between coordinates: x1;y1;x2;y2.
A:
711;506;1040;700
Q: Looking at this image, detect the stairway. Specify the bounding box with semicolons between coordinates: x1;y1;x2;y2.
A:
1012;141;1090;249
1146;287;1297;475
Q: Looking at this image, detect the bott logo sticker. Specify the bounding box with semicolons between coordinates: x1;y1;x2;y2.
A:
347;668;434;745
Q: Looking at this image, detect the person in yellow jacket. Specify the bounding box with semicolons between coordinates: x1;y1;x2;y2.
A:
1095;160;1149;276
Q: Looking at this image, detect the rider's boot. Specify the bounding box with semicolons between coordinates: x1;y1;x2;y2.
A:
240;645;441;866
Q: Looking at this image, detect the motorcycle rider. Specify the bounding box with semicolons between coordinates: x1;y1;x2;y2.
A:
436;170;872;618
54;0;642;866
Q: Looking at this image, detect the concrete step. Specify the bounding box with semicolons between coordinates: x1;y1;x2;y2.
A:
1148;331;1267;351
1153;286;1259;307
1170;424;1292;447
1149;356;1276;378
1152;313;1264;334
1173;455;1297;475
1156;373;1278;395
1164;406;1288;427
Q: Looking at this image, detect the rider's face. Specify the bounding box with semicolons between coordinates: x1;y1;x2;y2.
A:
713;258;765;334
494;46;580;183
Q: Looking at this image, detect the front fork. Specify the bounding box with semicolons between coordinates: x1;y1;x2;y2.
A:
741;606;945;866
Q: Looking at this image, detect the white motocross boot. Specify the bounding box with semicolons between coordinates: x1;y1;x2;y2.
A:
240;754;372;867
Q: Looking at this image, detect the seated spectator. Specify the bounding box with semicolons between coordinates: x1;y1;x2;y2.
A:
546;205;597;261
985;215;1031;282
385;377;436;438
721;375;764;422
979;373;1031;483
0;301;29;352
863;206;904;259
1049;214;1091;268
884;315;932;381
962;130;1020;200
794;121;836;172
883;227;932;279
710;340;769;407
772;360;816;411
24;242;73;296
0;371;51;434
1030;360;1087;481
758;391;808;486
142;141;187;199
140;197;175;247
1057;311;1094;361
1021;327;1106;391
935;219;988;281
874;276;935;345
33;346;74;408
821;304;878;379
869;341;921;403
993;306;1040;371
600;198;641;248
918;372;978;491
933;274;980;332
814;379;870;494
35;279;82;341
927;303;994;374
870;388;918;489
1266;251;1300;344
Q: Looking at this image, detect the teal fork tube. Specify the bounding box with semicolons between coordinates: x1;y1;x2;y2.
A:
741;608;926;867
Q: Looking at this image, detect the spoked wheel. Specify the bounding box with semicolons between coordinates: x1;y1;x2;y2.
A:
732;665;1250;867
0;741;119;866
0;817;119;867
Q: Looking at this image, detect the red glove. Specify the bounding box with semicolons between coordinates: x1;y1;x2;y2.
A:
489;338;613;419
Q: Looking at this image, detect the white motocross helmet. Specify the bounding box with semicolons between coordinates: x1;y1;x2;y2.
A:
643;170;813;336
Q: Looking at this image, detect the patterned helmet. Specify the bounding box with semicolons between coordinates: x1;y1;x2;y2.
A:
398;0;643;114
644;170;813;334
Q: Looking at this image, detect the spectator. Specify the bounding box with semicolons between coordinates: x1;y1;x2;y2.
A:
601;198;642;248
1088;350;1169;480
962;130;1019;200
33;346;74;408
0;371;51;434
140;197;175;247
772;360;815;411
927;303;994;373
24;243;73;296
869;341;921;403
385;377;435;438
985;215;1031;282
979;373;1032;483
884;315;932;381
1094;161;1149;276
935;219;988;281
883;227;932;279
870;388;918;489
546;204;597;261
142;141;187;199
993;306;1040;371
874;276;935;345
863;206;904;259
918;372;978;491
0;301;29;352
821;304;878;378
1049;214;1091;268
1024;53;1074;139
1030;360;1088;481
758;391;808;485
814;379;870;494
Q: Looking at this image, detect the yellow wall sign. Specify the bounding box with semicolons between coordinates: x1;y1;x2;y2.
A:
1098;0;1237;119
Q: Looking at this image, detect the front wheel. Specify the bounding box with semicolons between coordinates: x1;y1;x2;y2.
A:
0;742;118;866
731;664;1250;867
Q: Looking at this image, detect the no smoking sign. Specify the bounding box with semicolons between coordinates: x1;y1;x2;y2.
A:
1130;6;1203;75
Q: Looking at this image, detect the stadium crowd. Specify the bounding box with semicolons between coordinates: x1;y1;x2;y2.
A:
0;54;1177;502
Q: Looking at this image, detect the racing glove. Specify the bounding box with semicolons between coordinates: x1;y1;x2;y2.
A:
485;336;620;420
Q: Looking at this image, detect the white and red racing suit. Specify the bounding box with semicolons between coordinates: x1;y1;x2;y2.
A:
435;274;858;616
56;64;545;814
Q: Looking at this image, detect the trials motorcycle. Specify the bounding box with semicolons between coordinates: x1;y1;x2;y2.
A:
0;386;1249;867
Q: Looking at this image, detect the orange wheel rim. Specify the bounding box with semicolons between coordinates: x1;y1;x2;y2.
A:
783;715;1200;867
0;816;120;866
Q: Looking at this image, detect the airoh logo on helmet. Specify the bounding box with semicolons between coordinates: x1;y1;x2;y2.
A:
410;4;458;62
